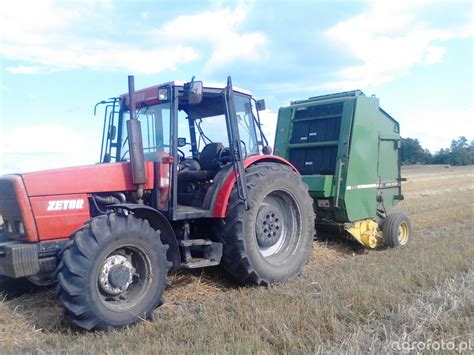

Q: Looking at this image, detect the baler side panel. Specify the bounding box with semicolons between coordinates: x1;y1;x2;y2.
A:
376;110;403;209
344;96;379;222
329;98;357;222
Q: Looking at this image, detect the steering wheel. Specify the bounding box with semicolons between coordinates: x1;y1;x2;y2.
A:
217;147;231;165
177;148;186;161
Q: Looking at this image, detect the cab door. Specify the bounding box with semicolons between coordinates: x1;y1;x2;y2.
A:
223;77;248;208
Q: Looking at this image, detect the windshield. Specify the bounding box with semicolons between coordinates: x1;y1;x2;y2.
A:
120;102;171;161
180;93;259;158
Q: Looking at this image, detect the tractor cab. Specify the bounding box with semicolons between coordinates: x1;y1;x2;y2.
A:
96;77;268;220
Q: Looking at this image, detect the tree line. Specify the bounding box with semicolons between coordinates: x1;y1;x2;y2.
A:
400;136;473;165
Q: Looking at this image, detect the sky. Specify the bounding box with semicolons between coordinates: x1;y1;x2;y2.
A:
0;0;472;175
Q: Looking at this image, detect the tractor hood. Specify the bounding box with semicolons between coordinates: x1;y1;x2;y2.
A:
19;161;155;197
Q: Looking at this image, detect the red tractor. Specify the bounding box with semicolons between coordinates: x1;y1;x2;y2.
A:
0;76;314;330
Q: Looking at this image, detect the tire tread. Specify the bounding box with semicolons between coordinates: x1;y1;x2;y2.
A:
56;213;170;330
215;163;315;285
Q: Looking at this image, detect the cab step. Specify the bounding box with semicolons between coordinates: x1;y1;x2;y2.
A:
181;258;220;269
178;239;213;247
178;239;223;269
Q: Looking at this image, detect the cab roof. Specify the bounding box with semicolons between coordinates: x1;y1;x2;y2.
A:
120;80;252;108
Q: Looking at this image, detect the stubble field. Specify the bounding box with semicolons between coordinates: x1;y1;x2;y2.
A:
1;165;473;353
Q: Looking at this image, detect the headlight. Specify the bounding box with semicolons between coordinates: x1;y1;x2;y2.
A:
16;221;25;236
5;220;26;238
6;220;13;234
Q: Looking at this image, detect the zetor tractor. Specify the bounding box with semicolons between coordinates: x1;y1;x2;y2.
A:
0;76;314;330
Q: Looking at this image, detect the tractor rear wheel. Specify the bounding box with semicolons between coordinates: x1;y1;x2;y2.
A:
216;163;315;285
56;213;170;330
382;212;412;248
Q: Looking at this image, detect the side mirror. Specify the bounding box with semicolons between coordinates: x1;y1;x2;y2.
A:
108;126;117;141
256;99;266;111
177;137;187;147
187;81;203;105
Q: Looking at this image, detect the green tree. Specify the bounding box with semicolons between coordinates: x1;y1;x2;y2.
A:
400;137;431;164
431;137;473;166
432;148;451;164
449;136;470;166
470;140;474;164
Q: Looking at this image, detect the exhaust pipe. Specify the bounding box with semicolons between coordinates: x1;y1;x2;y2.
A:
127;75;147;188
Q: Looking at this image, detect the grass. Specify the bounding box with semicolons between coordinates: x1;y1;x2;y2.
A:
1;165;473;353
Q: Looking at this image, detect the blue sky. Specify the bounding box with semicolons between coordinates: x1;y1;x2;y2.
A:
0;0;472;174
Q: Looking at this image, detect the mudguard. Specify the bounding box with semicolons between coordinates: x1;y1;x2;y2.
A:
211;155;298;218
110;204;180;271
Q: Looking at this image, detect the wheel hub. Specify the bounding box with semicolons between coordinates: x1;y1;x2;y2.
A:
256;205;282;248
109;265;132;289
99;255;135;295
398;223;409;245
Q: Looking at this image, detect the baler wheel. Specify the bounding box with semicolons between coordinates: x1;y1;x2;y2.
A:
56;213;171;330
382;212;412;248
216;163;315;285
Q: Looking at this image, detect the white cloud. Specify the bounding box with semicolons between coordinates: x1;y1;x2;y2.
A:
258;109;278;147
423;46;445;65
323;0;473;90
0;1;264;75
0;125;100;174
5;66;42;74
0;1;198;74
398;107;473;152
156;4;267;70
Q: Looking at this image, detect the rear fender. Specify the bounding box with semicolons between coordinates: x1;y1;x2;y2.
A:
110;204;180;271
211;155;298;218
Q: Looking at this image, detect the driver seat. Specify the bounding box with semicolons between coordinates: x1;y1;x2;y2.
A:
178;142;224;182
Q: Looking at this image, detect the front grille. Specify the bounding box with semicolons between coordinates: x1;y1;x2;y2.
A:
0;177;26;240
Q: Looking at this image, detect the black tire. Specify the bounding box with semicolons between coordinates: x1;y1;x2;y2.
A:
27;273;56;287
56;213;171;330
0;276;39;298
382;212;411;248
216;163;315;285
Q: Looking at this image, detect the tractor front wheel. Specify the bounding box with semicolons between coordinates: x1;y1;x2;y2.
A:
217;163;315;285
56;213;170;330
